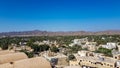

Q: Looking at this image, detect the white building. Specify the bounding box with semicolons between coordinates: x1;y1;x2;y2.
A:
69;38;88;47
73;39;82;45
116;61;120;67
69;43;76;47
85;42;97;45
78;50;89;57
101;42;117;49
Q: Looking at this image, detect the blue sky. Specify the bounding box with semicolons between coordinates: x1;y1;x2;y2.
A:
0;0;120;32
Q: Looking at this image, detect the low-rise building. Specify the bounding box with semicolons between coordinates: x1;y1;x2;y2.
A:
13;46;33;52
101;42;117;49
85;42;97;51
64;66;81;68
78;50;89;57
69;60;80;66
78;50;94;57
75;50;120;68
69;38;88;47
113;53;120;60
76;56;117;68
42;51;68;68
117;45;120;52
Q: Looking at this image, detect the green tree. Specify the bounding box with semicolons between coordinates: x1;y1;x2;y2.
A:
30;44;50;52
68;54;75;60
70;45;82;53
0;38;9;50
50;46;59;53
20;50;34;58
95;47;112;57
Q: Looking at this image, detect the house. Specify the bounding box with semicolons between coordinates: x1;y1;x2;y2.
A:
113;54;120;60
78;50;94;57
101;42;117;49
69;38;88;47
116;61;120;68
64;66;81;68
117;45;120;51
77;56;117;68
13;46;33;52
69;60;80;66
75;50;120;68
42;51;68;68
73;38;88;44
78;50;89;57
85;42;97;51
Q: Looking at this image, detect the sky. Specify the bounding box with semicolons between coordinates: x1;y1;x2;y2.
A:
0;0;120;32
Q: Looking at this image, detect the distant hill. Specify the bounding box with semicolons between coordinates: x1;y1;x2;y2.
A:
0;30;120;37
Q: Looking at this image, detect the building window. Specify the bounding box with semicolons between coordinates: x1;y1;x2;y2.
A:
115;56;117;59
80;60;82;62
104;63;106;65
110;65;113;67
101;64;103;66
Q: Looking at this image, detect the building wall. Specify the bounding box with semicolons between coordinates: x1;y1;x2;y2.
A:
79;59;115;68
69;60;79;66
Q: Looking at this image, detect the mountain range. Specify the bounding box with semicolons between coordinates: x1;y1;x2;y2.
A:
0;30;120;37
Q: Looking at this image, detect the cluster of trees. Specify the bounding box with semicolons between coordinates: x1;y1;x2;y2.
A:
20;50;34;58
30;44;50;53
0;38;10;50
94;47;112;57
0;35;120;50
50;46;59;53
68;45;82;53
0;37;28;50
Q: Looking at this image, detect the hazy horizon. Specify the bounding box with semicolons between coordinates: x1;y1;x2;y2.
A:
1;29;120;33
0;0;120;32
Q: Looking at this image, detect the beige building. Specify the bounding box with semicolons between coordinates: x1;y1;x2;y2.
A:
64;66;81;68
75;50;120;68
13;46;33;52
74;52;120;68
86;42;97;45
87;45;97;51
85;42;97;51
117;45;120;52
113;54;120;60
78;50;94;57
69;60;80;66
43;51;68;68
77;56;116;68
